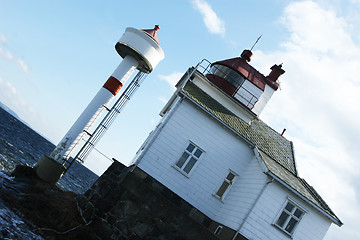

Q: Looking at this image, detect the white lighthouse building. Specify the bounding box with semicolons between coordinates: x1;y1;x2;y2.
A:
128;50;342;239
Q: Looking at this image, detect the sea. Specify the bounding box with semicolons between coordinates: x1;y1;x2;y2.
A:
0;106;99;239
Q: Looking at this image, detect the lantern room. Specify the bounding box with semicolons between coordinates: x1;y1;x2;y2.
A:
205;50;285;116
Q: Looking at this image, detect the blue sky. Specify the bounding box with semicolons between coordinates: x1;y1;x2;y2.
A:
1;1;360;239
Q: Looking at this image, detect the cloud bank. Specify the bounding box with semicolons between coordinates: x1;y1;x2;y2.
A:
252;1;360;239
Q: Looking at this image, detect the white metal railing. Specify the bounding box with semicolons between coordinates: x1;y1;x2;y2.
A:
195;59;259;109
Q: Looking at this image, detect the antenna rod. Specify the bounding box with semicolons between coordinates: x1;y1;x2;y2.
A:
250;35;262;51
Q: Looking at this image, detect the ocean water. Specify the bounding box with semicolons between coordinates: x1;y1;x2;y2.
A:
0;106;99;239
0;106;98;193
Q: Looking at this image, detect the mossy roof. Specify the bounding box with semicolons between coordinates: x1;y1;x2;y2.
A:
181;81;297;175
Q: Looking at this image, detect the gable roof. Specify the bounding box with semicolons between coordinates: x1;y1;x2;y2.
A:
179;80;342;226
258;149;342;226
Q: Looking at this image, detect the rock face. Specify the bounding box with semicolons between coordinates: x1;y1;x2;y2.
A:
79;161;220;240
1;163;219;240
0;165;99;240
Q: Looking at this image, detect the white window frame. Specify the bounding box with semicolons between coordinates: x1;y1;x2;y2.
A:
173;141;204;177
274;198;307;236
214;170;238;201
214;225;223;236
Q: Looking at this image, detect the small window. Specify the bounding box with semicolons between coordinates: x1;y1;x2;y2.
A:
275;200;305;235
214;225;223;235
215;171;237;200
175;142;203;175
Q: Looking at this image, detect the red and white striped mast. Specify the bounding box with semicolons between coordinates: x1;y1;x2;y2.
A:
35;25;164;184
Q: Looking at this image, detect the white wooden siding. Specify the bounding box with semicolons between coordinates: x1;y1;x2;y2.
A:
214;154;268;230
136;95;332;240
240;182;332;240
137;99;254;221
252;84;275;116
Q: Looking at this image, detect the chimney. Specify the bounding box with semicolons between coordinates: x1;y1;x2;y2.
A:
267;64;285;82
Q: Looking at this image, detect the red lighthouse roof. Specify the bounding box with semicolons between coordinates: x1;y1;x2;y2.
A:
209;50;283;91
213;56;267;91
142;25;160;44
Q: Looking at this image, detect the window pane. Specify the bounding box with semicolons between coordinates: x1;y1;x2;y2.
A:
216;181;229;197
211;64;245;89
227;172;236;181
285;218;298;233
294;209;303;218
214;226;223;235
176;152;189;168
214;65;226;78
219;65;230;78
183;157;197;174
186;143;195;153
285;202;294;212
276;212;289;227
194;149;202;158
227;69;244;88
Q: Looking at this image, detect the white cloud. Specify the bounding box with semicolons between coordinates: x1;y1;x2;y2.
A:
158;72;184;90
158;96;168;104
0;77;25;113
281;1;356;55
191;0;225;36
0;33;6;43
251;1;360;239
0;33;29;74
0;47;13;60
17;59;29;73
0;33;13;60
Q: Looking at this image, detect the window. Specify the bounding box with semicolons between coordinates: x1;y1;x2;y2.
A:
275;200;305;235
215;171;237;200
175;142;203;175
209;64;246;89
214;225;223;235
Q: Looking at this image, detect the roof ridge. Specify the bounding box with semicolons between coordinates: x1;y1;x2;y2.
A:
250;119;297;175
299;178;342;225
299;178;333;214
258;148;298;178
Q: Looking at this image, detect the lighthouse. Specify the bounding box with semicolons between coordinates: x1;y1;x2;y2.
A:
84;49;340;239
35;25;164;184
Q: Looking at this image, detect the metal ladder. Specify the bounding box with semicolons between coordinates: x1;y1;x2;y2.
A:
63;71;148;170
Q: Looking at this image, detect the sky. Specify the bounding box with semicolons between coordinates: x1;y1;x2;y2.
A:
0;0;359;239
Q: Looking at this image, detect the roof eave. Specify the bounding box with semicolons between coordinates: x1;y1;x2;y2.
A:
266;171;343;227
160;67;197;117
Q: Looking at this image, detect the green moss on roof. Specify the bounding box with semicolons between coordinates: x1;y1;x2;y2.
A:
182;81;297;175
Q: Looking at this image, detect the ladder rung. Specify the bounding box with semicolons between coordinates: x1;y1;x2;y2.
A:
103;105;111;111
83;130;92;136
